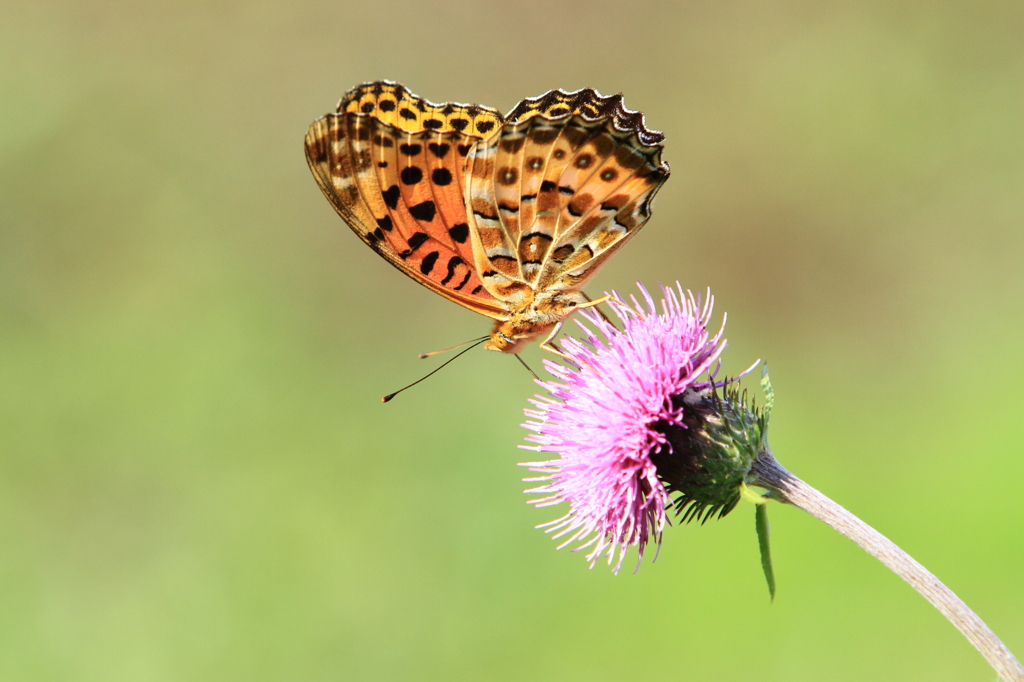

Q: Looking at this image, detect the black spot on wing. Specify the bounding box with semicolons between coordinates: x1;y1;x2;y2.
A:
376;216;393;231
401;166;423;185
382;185;400;209
407;232;429;251
431;168;452;185
448;223;469;243
420;251;440;275
409;201;436;222
440;256;464;285
398;232;430;259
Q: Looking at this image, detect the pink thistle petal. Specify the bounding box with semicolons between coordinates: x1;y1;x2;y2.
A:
520;283;727;573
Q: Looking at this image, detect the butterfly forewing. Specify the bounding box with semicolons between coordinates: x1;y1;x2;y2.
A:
338;81;504;138
305;82;506;316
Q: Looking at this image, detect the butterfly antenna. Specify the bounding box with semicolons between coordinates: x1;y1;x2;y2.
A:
383;338;488;403
515;354;540;382
418;336;489;359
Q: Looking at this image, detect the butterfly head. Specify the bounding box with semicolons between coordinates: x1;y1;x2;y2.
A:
485;313;557;354
484;324;540;354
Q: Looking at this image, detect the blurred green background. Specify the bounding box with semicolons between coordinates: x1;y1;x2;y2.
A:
2;1;1022;680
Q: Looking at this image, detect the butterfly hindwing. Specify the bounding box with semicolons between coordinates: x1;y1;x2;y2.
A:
464;132;530;302
541;119;668;293
465;89;669;298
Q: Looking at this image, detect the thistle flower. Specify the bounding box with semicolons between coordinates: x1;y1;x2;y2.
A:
516;284;1024;681
520;283;766;573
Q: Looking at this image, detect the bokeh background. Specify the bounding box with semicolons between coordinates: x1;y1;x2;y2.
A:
3;1;1023;680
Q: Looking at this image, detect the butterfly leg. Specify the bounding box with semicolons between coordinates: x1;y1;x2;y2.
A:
539;320;573;360
581;292;614;325
576;294;628;315
538;295;626;360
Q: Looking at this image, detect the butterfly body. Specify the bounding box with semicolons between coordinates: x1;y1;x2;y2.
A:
305;81;669;354
483;289;588;353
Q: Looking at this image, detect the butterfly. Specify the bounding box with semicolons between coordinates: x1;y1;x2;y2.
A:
305;80;669;354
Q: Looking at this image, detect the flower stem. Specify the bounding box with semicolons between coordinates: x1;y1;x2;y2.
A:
749;448;1024;682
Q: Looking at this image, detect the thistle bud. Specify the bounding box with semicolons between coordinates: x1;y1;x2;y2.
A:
651;384;769;524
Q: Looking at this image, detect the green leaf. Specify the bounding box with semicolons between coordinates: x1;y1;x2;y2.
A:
755;502;776;601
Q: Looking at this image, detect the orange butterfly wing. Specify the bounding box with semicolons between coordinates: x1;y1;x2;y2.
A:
304;81;507;318
464;89;669;302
